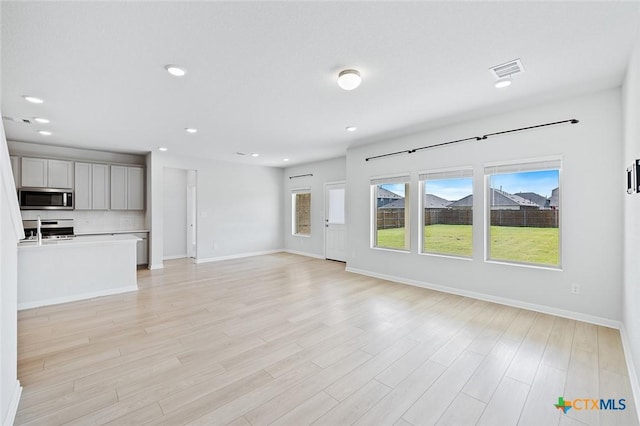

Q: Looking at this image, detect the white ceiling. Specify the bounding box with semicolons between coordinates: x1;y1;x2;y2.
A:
2;1;639;167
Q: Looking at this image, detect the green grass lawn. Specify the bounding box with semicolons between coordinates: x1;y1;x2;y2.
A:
376;224;559;265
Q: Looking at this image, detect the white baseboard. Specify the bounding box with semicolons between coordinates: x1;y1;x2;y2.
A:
2;380;21;426
283;249;325;260
195;249;283;264
345;266;621;329
18;285;138;310
619;325;640;423
149;263;164;270
163;254;188;260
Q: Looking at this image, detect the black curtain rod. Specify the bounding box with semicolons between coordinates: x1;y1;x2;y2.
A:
289;173;313;179
365;118;579;162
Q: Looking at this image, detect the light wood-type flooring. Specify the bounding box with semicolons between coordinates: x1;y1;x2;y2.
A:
15;253;639;425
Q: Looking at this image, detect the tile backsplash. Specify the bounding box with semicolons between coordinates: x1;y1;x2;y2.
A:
20;210;146;233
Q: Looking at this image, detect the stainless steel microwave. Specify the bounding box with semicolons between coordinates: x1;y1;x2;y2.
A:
18;188;73;210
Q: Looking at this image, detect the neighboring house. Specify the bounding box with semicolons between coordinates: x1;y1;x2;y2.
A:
549;187;559;209
515;192;550;209
376;187;403;207
448;188;540;210
379;198;405;209
425;194;451;209
379;193;451;210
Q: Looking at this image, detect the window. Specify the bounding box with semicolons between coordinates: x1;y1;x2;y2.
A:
292;190;311;236
371;175;410;250
419;168;473;257
485;159;561;267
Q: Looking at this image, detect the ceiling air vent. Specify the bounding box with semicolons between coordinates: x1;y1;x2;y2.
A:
489;58;525;79
2;116;31;124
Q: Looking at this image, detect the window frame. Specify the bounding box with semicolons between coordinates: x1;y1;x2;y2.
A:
418;166;474;260
370;174;411;252
484;157;562;269
292;188;312;237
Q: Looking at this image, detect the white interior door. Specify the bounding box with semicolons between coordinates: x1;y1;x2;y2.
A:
186;183;197;258
325;182;347;262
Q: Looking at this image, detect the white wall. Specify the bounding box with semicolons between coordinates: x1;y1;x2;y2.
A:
346;89;623;323
622;27;640;408
0;1;25;420
283;157;346;258
148;152;283;268
162;167;188;259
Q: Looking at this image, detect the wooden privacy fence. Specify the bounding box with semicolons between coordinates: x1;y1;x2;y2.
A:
377;208;559;230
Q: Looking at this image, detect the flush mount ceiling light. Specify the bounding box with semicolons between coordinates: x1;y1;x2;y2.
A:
158;147;168;151
283;158;290;162
185;128;198;134
251;153;259;157
346;126;357;132
37;130;52;136
338;69;361;91
494;77;512;89
164;64;187;77
23;96;44;104
34;117;50;124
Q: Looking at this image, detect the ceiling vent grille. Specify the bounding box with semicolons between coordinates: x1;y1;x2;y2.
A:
489;59;525;79
2;116;31;124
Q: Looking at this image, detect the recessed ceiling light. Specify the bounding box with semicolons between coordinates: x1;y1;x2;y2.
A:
34;117;50;124
37;130;52;136
185;128;198;134
283;158;290;162
494;77;512;89
158;147;168;152
251;153;259;157
338;69;361;91
346;126;357;132
23;96;44;104
164;64;187;77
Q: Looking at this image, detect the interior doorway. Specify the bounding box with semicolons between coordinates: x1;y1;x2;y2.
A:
163;168;197;260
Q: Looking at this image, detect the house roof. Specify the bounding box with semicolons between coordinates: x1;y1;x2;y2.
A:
448;188;540;208
379;193;451;209
377;187;403;200
379;199;405;209
514;192;550;208
1;2;639;166
425;194;451;208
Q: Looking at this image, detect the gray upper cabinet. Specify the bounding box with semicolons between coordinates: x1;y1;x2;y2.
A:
21;157;73;188
75;162;110;210
74;162;92;210
21;157;48;187
48;159;74;188
126;166;144;210
110;165;127;210
92;164;110;210
10;156;19;187
110;165;143;210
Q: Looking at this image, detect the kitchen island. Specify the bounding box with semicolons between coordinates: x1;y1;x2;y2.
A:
17;234;139;309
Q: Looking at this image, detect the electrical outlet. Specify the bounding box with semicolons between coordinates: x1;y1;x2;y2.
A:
571;283;581;295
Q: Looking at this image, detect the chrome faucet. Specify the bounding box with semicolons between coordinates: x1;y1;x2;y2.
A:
36;215;42;245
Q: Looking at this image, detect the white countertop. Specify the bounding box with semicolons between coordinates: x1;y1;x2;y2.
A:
75;230;149;236
19;234;140;249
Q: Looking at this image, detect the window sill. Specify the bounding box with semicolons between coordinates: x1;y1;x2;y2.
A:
419;252;473;261
485;259;562;271
371;246;411;254
292;234;311;238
